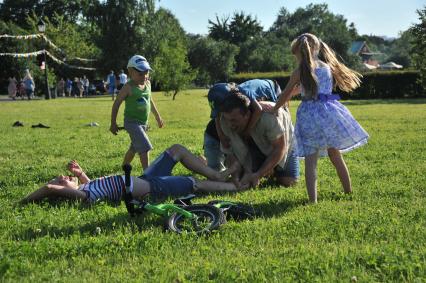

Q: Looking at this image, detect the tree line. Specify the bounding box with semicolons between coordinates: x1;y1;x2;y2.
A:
0;1;425;97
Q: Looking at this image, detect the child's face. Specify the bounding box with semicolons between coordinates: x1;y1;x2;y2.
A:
49;175;78;188
129;68;149;83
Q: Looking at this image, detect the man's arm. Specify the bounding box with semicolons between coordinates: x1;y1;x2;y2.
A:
241;135;287;188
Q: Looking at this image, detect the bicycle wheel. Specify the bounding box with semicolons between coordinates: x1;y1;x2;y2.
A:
167;204;225;234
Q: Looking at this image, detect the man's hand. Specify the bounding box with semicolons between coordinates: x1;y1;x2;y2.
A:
110;123;119;135
240;172;261;188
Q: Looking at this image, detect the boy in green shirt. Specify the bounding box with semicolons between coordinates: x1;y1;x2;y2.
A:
110;55;164;170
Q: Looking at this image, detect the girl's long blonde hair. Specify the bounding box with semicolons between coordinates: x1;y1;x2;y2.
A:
291;33;362;95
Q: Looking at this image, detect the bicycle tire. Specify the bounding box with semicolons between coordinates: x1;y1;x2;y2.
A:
167;204;225;234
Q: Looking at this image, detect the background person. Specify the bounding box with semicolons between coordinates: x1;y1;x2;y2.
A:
23;69;35;100
57;78;65;97
8;76;17;100
107;70;116;100
118;69;127;90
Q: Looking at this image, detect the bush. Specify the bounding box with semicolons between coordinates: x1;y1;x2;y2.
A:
230;70;424;99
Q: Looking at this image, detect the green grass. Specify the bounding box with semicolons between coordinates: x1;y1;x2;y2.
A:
0;92;425;282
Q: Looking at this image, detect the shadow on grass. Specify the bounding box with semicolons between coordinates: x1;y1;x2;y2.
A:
12;199;167;241
13;211;165;241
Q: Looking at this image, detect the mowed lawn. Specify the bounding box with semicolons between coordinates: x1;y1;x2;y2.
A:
0;91;425;282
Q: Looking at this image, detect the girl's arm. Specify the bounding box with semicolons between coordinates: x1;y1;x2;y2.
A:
273;69;300;111
150;97;164;128
242;99;262;138
110;84;129;134
67;160;90;184
19;184;87;204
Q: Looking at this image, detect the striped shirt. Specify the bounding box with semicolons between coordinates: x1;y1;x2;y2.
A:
78;175;125;204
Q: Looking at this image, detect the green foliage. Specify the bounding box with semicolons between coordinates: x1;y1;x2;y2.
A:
0;0;91;28
0;94;425;281
235;34;294;73
26;14;100;81
409;6;426;90
270;4;356;66
231;70;423;99
208;12;262;45
152;41;195;99
145;8;195;97
92;0;155;74
187;36;239;84
347;71;423;99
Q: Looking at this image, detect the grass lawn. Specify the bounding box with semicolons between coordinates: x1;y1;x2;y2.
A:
0;92;425;282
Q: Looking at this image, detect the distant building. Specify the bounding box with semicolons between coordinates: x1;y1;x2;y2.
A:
349;41;380;67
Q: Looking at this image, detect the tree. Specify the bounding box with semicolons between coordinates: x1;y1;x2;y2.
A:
148;9;195;99
237;34;294;72
208;11;263;45
152;42;195;100
228;12;263;45
0;0;92;28
90;0;155;74
187;36;239;85
208;15;231;42
386;30;414;67
269;4;356;66
410;6;426;89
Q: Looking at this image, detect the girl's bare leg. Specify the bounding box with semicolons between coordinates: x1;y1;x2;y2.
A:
305;151;319;203
168;144;235;181
194;180;238;192
327;148;352;194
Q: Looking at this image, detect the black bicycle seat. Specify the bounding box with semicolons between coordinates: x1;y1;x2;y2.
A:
173;194;196;206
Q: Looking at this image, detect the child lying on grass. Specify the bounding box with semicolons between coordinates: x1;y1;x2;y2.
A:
20;144;240;205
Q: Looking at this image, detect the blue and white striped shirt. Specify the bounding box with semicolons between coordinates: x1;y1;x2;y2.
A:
78;175;125;204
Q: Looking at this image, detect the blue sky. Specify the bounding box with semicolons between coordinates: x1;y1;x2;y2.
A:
158;0;425;38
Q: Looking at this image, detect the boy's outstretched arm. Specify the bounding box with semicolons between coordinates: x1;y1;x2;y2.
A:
150;97;164;128
110;85;129;135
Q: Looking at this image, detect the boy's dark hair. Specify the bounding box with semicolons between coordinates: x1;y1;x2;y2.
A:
219;93;251;115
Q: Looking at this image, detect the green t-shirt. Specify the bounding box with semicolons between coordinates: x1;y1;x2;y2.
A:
124;80;151;124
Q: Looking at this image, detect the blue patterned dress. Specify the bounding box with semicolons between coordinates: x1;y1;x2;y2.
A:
295;66;369;157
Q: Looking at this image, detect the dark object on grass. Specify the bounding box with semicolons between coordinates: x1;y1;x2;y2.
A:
208;200;256;221
12;121;24;127
31;123;50;129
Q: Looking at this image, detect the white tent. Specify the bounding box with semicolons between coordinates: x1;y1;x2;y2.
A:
379;62;403;69
362;62;377;70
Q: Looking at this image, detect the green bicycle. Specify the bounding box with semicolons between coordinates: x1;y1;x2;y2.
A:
122;164;226;234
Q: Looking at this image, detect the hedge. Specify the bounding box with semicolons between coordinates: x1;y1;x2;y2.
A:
230;70;424;99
